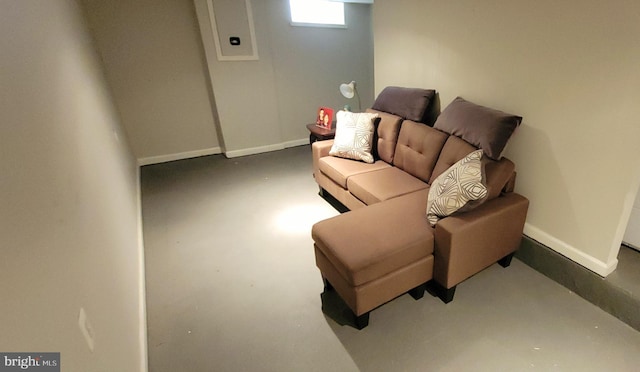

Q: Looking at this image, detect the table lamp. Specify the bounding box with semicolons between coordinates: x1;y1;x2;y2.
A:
339;80;361;112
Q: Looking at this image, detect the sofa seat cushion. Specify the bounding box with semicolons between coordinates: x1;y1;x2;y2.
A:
318;156;391;189
312;189;433;287
347;167;429;205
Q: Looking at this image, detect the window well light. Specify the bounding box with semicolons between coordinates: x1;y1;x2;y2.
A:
289;0;345;26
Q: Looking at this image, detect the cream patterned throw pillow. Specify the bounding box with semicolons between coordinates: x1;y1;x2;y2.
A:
329;111;379;164
426;149;487;226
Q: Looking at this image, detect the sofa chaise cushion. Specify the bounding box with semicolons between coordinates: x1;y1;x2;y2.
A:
312;188;433;287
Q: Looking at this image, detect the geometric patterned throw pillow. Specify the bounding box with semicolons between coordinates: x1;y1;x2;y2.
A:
329;110;379;164
426;149;488;226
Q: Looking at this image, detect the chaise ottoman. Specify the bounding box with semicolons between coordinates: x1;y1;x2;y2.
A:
311;189;434;329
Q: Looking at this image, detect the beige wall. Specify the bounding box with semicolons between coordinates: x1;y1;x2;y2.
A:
195;0;374;157
83;0;373;162
82;0;221;164
267;1;374;144
1;1;146;370
373;0;640;275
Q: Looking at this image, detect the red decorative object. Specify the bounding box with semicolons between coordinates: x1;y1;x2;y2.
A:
316;107;334;129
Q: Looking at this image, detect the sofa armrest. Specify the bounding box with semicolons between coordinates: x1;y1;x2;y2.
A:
433;192;529;289
312;140;334;178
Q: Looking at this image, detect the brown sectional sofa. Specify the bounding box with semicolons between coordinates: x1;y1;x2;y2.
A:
311;88;529;329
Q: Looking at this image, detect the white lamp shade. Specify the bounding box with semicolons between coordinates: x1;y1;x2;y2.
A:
340;81;356;99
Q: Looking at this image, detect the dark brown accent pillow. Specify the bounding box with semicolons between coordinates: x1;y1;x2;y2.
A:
371;86;436;123
433;97;522;160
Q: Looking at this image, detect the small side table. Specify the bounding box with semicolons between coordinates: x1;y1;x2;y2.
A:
307;123;336;144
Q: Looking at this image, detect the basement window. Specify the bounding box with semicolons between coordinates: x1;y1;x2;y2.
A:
289;0;346;28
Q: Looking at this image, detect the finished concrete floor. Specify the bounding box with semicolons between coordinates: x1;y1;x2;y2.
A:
141;145;640;371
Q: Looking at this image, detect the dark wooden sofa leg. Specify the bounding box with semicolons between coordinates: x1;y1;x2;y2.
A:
322;277;333;291
318;186;326;198
437;284;456;304
498;252;515;268
409;283;426;300
354;312;370;330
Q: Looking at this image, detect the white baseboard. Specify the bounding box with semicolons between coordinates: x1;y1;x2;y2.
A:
283;138;309;148
524;223;618;277
137;139;309;164
134;167;148;372
225;143;285;158
137;147;222;166
224;138;308;158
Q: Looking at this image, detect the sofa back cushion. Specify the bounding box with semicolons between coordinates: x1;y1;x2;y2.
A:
430;135;516;201
393;120;449;182
483;157;516;200
366;109;402;164
433;97;522;160
429;135;477;184
371;86;437;125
